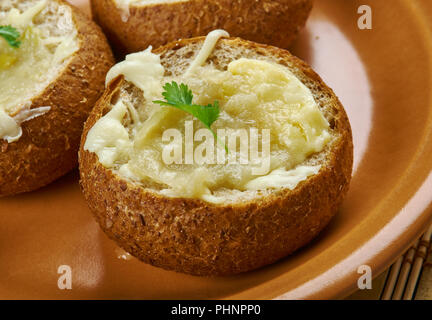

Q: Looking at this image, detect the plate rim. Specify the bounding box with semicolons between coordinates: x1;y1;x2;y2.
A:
268;0;432;300
1;0;431;300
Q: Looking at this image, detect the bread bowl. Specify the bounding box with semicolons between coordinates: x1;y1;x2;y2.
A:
90;0;313;56
0;0;114;197
79;30;353;276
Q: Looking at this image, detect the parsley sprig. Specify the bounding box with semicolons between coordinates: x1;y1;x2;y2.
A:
0;25;21;48
153;81;228;152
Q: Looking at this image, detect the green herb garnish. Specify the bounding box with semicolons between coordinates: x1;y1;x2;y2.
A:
153;81;228;152
0;25;21;48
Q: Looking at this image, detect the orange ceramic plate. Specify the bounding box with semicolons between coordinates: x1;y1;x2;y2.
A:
1;0;432;299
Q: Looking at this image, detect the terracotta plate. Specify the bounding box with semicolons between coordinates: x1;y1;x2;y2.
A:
1;0;432;299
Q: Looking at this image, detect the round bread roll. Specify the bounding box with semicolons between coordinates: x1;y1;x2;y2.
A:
0;0;114;196
79;35;353;276
90;0;313;55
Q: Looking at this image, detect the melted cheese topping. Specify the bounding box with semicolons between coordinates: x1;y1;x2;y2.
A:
85;31;331;202
85;100;133;166
185;30;229;76
0;0;78;142
106;47;165;102
0;104;51;143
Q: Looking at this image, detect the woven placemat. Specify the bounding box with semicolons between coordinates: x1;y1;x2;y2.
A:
347;225;432;300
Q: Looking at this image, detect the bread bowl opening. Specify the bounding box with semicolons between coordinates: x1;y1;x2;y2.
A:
0;0;78;142
85;33;334;203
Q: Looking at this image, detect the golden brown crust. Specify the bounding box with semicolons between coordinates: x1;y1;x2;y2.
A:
79;37;353;276
0;0;114;197
90;0;313;56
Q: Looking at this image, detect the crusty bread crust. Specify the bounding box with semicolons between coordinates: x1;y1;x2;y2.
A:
79;37;353;276
90;0;313;56
0;0;114;197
